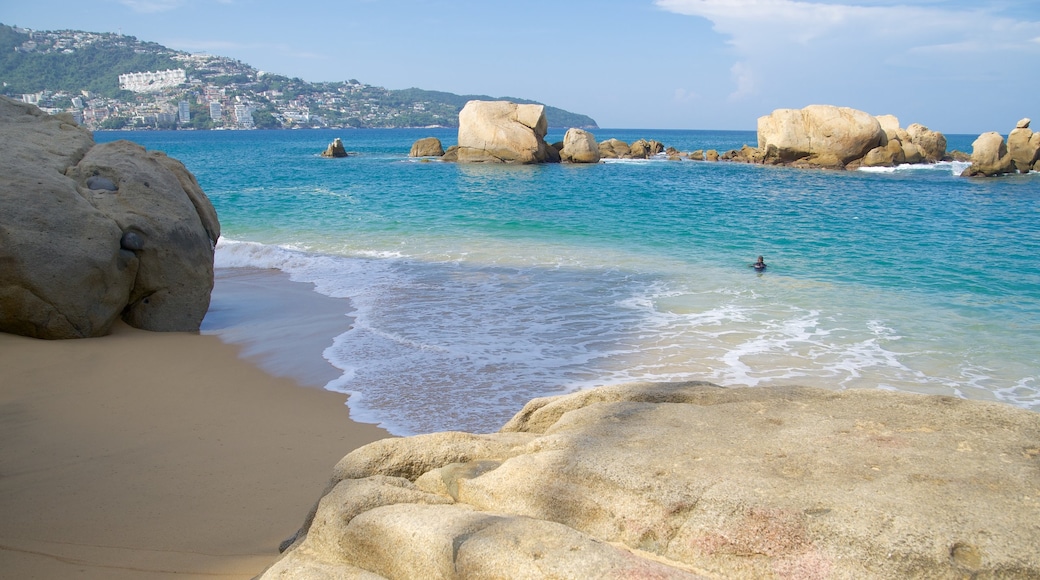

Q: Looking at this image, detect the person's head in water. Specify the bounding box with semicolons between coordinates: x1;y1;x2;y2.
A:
754;256;766;269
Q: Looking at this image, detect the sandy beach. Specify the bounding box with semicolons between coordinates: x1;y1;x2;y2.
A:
0;271;391;579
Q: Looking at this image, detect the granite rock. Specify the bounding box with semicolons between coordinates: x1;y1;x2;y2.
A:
0;96;218;338
758;105;884;167
409;137;445;158
263;382;1040;579
456;101;555;164
560;128;600;163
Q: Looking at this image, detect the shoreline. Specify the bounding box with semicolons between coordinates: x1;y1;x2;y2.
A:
0;314;390;578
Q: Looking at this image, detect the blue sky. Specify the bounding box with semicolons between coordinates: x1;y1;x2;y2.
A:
3;0;1038;133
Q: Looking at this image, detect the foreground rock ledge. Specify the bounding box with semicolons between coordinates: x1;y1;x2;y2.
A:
263;382;1040;579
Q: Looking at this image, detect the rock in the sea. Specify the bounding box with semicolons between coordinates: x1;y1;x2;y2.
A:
1008;118;1040;173
598;138;630;159
758;105;884;167
456;101;556;164
320;137;348;158
0;96;219;339
859;139;907;167
263;382;1040;579
962;131;1015;177
906;123;947;162
409;137;445;158
560;128;600;163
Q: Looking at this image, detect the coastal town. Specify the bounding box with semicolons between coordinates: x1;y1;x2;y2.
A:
2;25;595;131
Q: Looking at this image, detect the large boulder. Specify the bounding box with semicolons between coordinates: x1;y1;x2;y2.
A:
906;123;947;162
962;131;1015;177
1007;118;1040;173
757;105;884;167
456;101;555;164
559;128;600;163
409;136;445;158
0;96;219;339
858;139;906;167
263;382;1040;579
598;138;630;159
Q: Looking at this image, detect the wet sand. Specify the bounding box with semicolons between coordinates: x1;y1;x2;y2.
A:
0;271;390;579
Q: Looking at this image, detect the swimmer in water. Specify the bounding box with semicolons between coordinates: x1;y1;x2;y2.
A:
752;256;767;270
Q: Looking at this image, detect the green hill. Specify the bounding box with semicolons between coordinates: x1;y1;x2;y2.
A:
0;23;598;129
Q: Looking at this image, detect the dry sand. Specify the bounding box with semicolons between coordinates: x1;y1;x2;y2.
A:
0;317;390;578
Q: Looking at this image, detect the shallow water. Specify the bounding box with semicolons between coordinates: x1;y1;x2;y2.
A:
98;129;1040;435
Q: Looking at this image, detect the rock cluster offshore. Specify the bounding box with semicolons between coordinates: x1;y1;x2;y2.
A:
410;101;1037;178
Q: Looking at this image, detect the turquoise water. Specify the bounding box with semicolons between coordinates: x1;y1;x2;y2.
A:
96;129;1040;435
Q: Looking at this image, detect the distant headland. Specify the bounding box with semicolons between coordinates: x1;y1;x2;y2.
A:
0;23;598;131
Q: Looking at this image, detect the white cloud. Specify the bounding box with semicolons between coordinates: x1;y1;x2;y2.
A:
655;0;1040;104
654;0;1040;54
728;61;755;100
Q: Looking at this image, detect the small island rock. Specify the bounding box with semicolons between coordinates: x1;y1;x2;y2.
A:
321;137;348;158
409;137;445;158
456;101;555;164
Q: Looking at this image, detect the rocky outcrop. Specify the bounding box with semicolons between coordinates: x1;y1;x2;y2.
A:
320;137;348;158
262;381;1040;579
757;105;885;168
0;96;219;339
598;138;631;159
456;101;556;164
559;128;600;163
962;131;1015;177
1008;118;1040;173
409;137;445;158
906;123;947;162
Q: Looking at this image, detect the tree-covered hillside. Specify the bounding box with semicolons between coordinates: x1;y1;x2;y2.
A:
0;25;179;97
0;23;598;130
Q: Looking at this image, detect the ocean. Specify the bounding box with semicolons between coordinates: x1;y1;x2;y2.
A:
95;128;1040;436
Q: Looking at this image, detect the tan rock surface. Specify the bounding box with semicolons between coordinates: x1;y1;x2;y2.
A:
0;96;218;338
409;136;445;157
962;131;1014;177
757;105;884;166
456;101;554;164
906;123;947;162
264;382;1040;579
560;128;600;163
1007;119;1039;173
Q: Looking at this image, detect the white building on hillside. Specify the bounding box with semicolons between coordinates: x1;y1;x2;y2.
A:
178;101;190;123
234;104;254;128
118;69;187;93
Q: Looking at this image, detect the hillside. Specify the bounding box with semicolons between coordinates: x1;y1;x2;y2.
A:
0;24;597;130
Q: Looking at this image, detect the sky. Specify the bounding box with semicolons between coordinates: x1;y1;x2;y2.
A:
3;0;1038;133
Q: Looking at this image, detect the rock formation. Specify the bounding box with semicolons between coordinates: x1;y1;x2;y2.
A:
559;128;600;163
409;137;445;158
598;138;631;159
962;131;1015;177
320;137;348;158
456;101;556;164
0;96;219;339
905;123;947;162
1007;118;1040;173
757;105;885;168
262;381;1040;579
